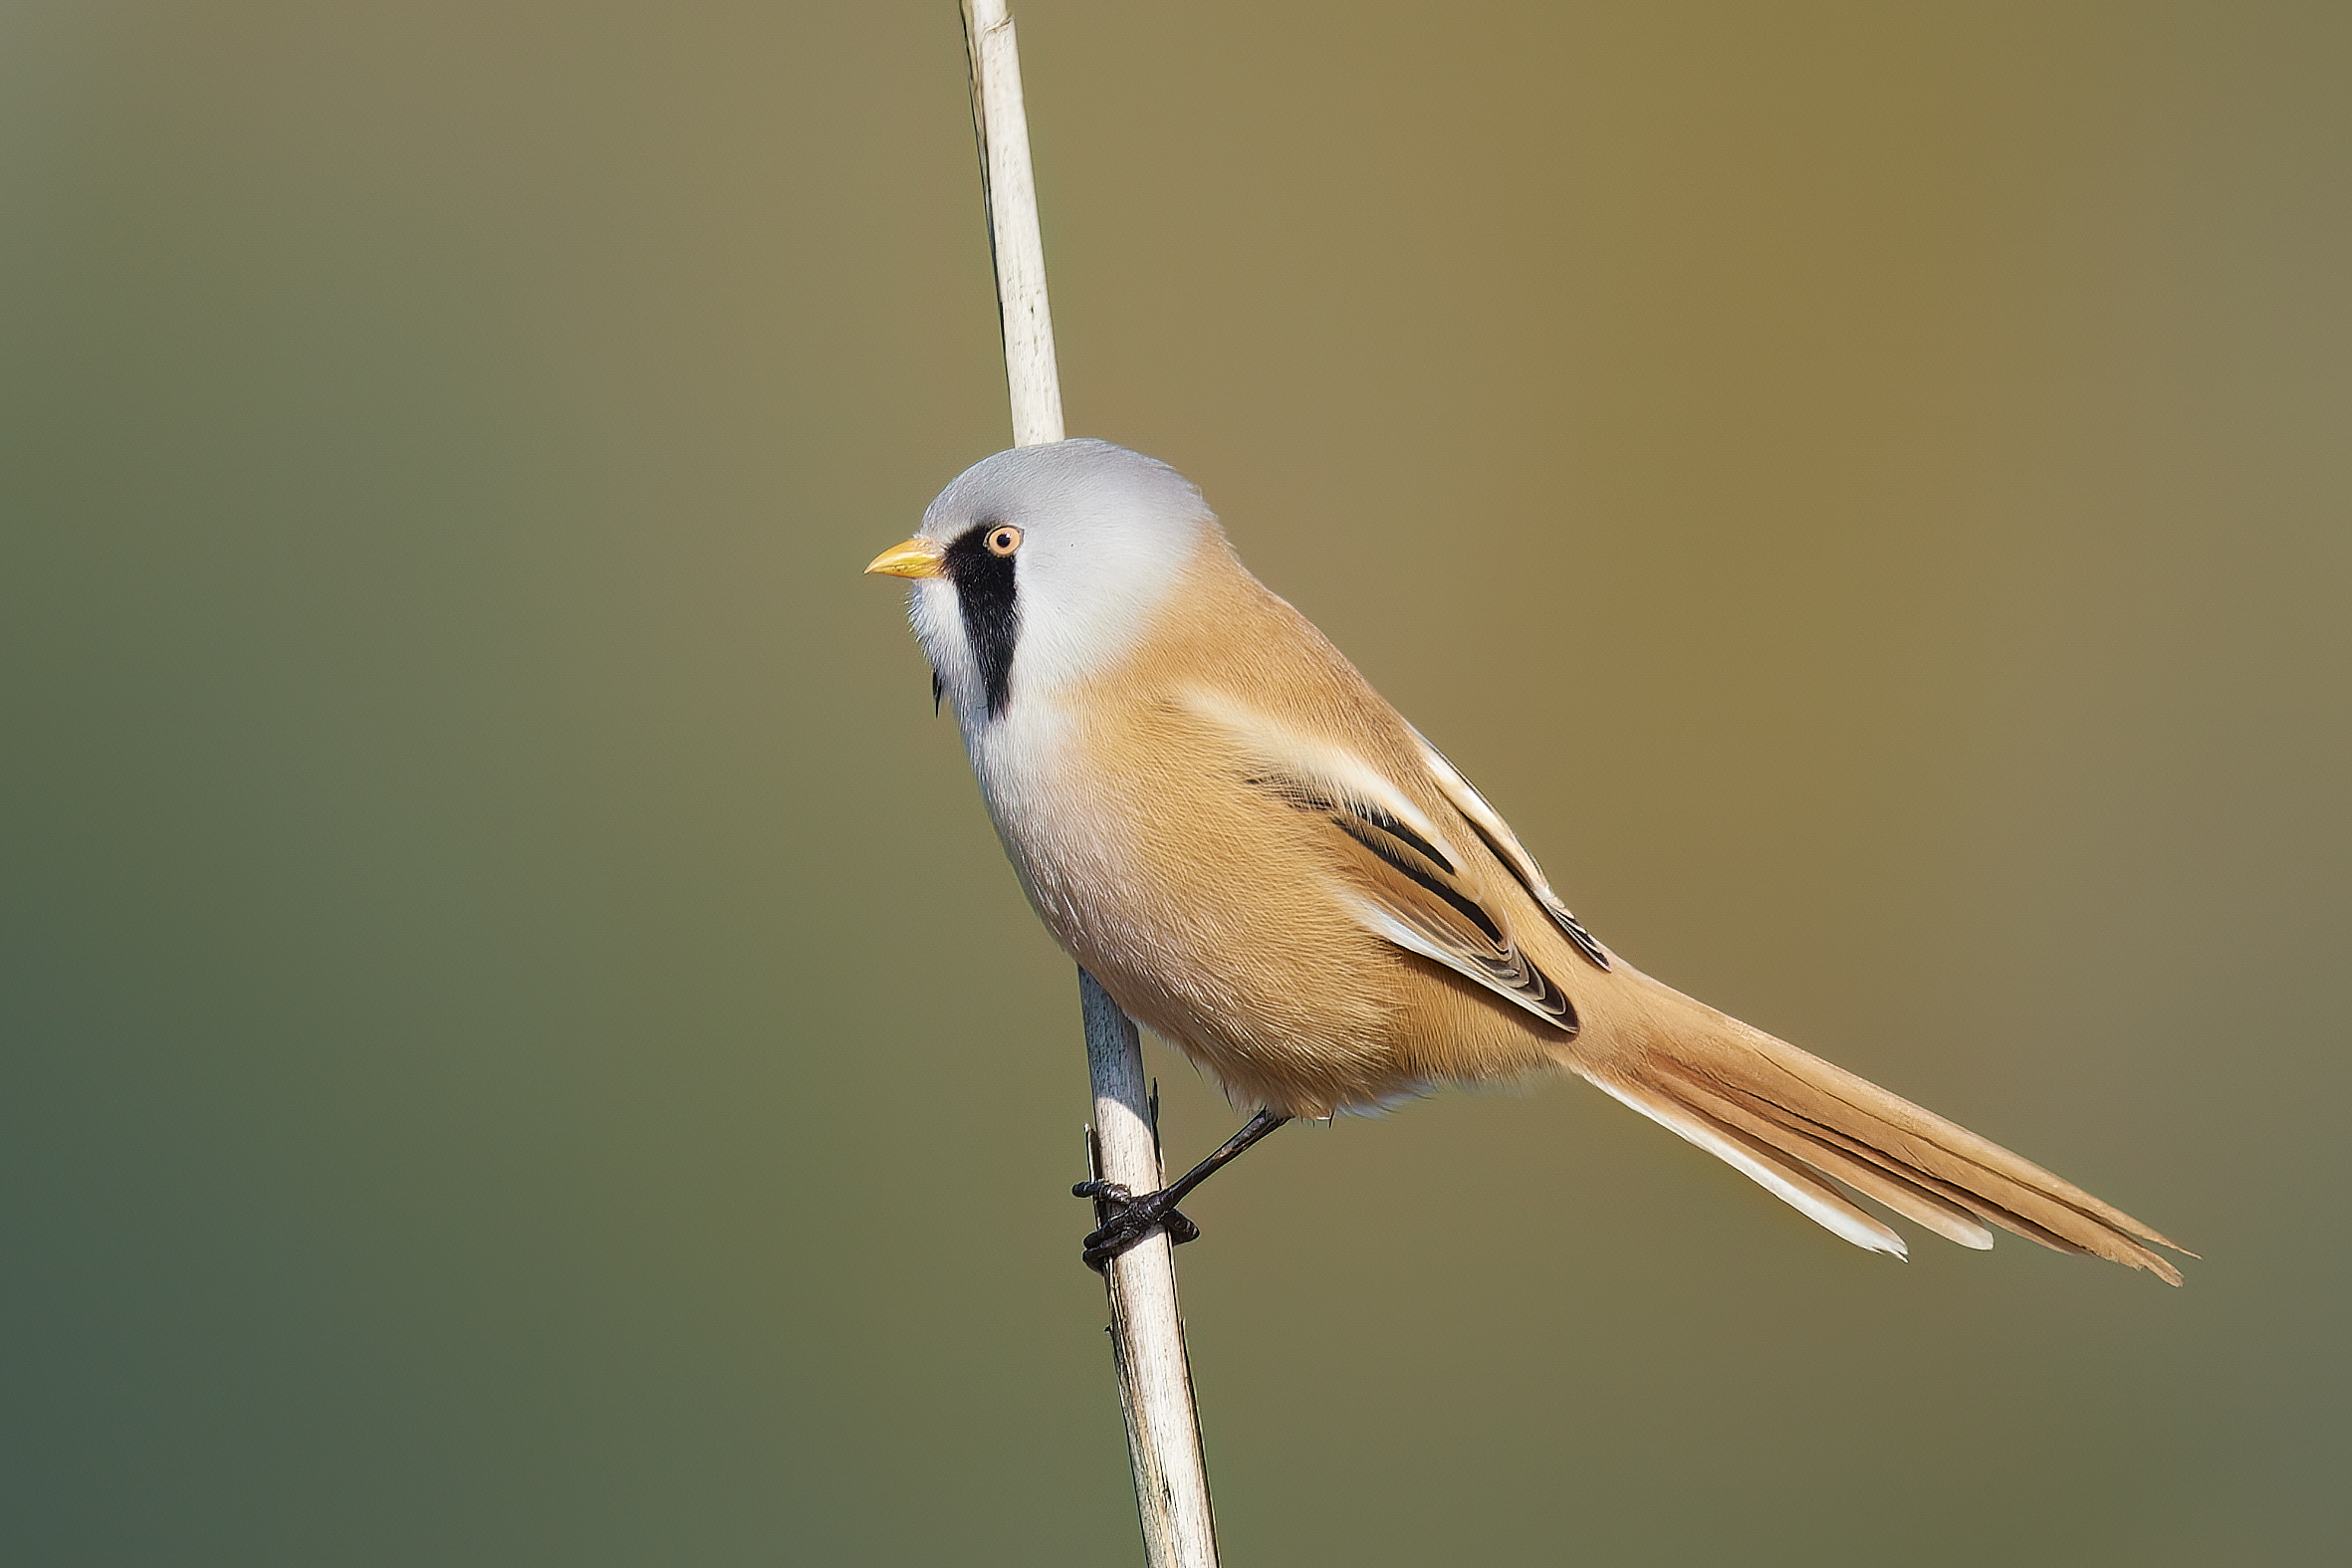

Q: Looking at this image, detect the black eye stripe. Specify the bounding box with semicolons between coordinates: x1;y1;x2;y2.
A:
944;522;1020;720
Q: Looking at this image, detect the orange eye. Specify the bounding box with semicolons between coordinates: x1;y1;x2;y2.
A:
985;525;1023;557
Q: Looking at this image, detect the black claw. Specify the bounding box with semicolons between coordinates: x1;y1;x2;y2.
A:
1070;1110;1291;1273
1074;1181;1199;1272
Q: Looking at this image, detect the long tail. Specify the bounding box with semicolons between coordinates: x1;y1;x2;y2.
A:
1573;974;2190;1284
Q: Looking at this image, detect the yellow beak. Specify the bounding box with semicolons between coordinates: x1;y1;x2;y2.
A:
863;538;947;579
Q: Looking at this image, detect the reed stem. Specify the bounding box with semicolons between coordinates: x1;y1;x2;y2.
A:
955;6;1220;1563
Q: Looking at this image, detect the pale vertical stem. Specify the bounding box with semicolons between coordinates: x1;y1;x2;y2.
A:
955;5;1219;1566
959;0;1064;448
1082;971;1220;1568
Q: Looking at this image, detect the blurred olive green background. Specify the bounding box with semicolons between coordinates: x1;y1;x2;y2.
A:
5;2;2347;1563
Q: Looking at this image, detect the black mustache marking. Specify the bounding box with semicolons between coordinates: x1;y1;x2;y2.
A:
943;523;1020;721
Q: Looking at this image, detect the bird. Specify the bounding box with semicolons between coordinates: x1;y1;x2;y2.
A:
865;437;2188;1283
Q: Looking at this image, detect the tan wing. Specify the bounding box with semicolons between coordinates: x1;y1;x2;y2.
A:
1410;728;1611;971
1177;685;1584;1033
1173;680;1576;1031
1246;769;1580;1033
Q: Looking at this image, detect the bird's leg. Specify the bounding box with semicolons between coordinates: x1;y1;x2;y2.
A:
1073;1108;1291;1272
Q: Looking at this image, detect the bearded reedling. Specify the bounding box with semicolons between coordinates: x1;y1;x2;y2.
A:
868;439;2188;1283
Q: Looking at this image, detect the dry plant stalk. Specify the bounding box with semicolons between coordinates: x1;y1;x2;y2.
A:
956;4;1220;1564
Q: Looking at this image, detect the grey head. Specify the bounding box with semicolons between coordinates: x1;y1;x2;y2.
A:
888;439;1223;728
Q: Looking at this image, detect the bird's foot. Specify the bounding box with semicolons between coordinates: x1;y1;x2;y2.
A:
1071;1180;1201;1272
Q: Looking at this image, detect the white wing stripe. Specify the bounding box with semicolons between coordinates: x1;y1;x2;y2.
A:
1184;688;1469;870
1349;899;1569;1031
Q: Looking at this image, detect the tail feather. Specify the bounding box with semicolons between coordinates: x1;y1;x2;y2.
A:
1660;1059;2181;1274
1679;1066;2169;1263
1655;1066;1998;1250
1586;1075;1908;1258
1724;1024;2185;1251
1577;979;2189;1285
